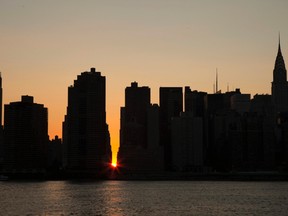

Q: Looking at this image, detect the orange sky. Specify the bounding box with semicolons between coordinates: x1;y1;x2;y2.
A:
1;1;288;163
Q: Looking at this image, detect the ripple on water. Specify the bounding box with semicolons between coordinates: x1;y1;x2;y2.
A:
1;181;288;216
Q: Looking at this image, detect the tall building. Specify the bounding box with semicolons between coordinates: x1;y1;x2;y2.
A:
3;96;48;171
272;37;288;113
118;82;163;171
0;73;3;166
171;113;203;172
251;94;274;118
0;73;3;126
120;82;150;149
63;68;111;173
230;93;251;114
159;87;183;170
47;136;62;172
203;90;241;170
185;86;207;117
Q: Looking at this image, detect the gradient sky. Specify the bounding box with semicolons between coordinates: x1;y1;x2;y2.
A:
1;0;288;163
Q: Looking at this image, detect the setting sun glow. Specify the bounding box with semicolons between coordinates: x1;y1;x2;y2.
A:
1;1;287;168
111;163;117;168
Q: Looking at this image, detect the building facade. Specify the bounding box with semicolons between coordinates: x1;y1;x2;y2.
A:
3;96;48;171
159;87;183;170
272;39;288;113
63;68;111;173
0;74;3;167
171;113;203;171
118;82;164;171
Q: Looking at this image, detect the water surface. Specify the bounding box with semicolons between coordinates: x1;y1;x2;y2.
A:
1;181;287;215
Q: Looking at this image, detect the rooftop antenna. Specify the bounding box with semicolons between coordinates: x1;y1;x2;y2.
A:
227;83;229;92
216;68;218;93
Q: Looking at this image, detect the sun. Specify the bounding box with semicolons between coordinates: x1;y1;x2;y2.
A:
111;162;117;168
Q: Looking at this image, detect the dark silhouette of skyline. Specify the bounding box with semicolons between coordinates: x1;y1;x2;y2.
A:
1;39;288;179
115;38;288;175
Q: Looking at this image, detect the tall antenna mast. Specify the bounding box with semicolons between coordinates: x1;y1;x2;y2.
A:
216;68;218;93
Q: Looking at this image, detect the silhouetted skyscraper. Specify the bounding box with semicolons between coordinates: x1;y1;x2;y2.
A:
3;96;48;171
185;86;206;117
118;82;164;171
63;68;111;173
160;87;183;170
230;93;251;114
121;82;150;149
272;37;288;113
171;112;203;171
48;136;62;172
0;73;2;126
251;94;274;117
0;73;3;166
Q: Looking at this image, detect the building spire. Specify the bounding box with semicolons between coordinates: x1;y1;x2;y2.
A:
273;33;287;85
272;33;288;112
278;32;282;54
274;33;286;74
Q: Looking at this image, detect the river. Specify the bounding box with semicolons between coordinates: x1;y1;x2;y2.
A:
1;181;288;215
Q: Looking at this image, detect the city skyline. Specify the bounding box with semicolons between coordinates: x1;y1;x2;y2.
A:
1;1;288;163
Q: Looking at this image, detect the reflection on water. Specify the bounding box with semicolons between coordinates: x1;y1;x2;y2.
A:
1;181;288;215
